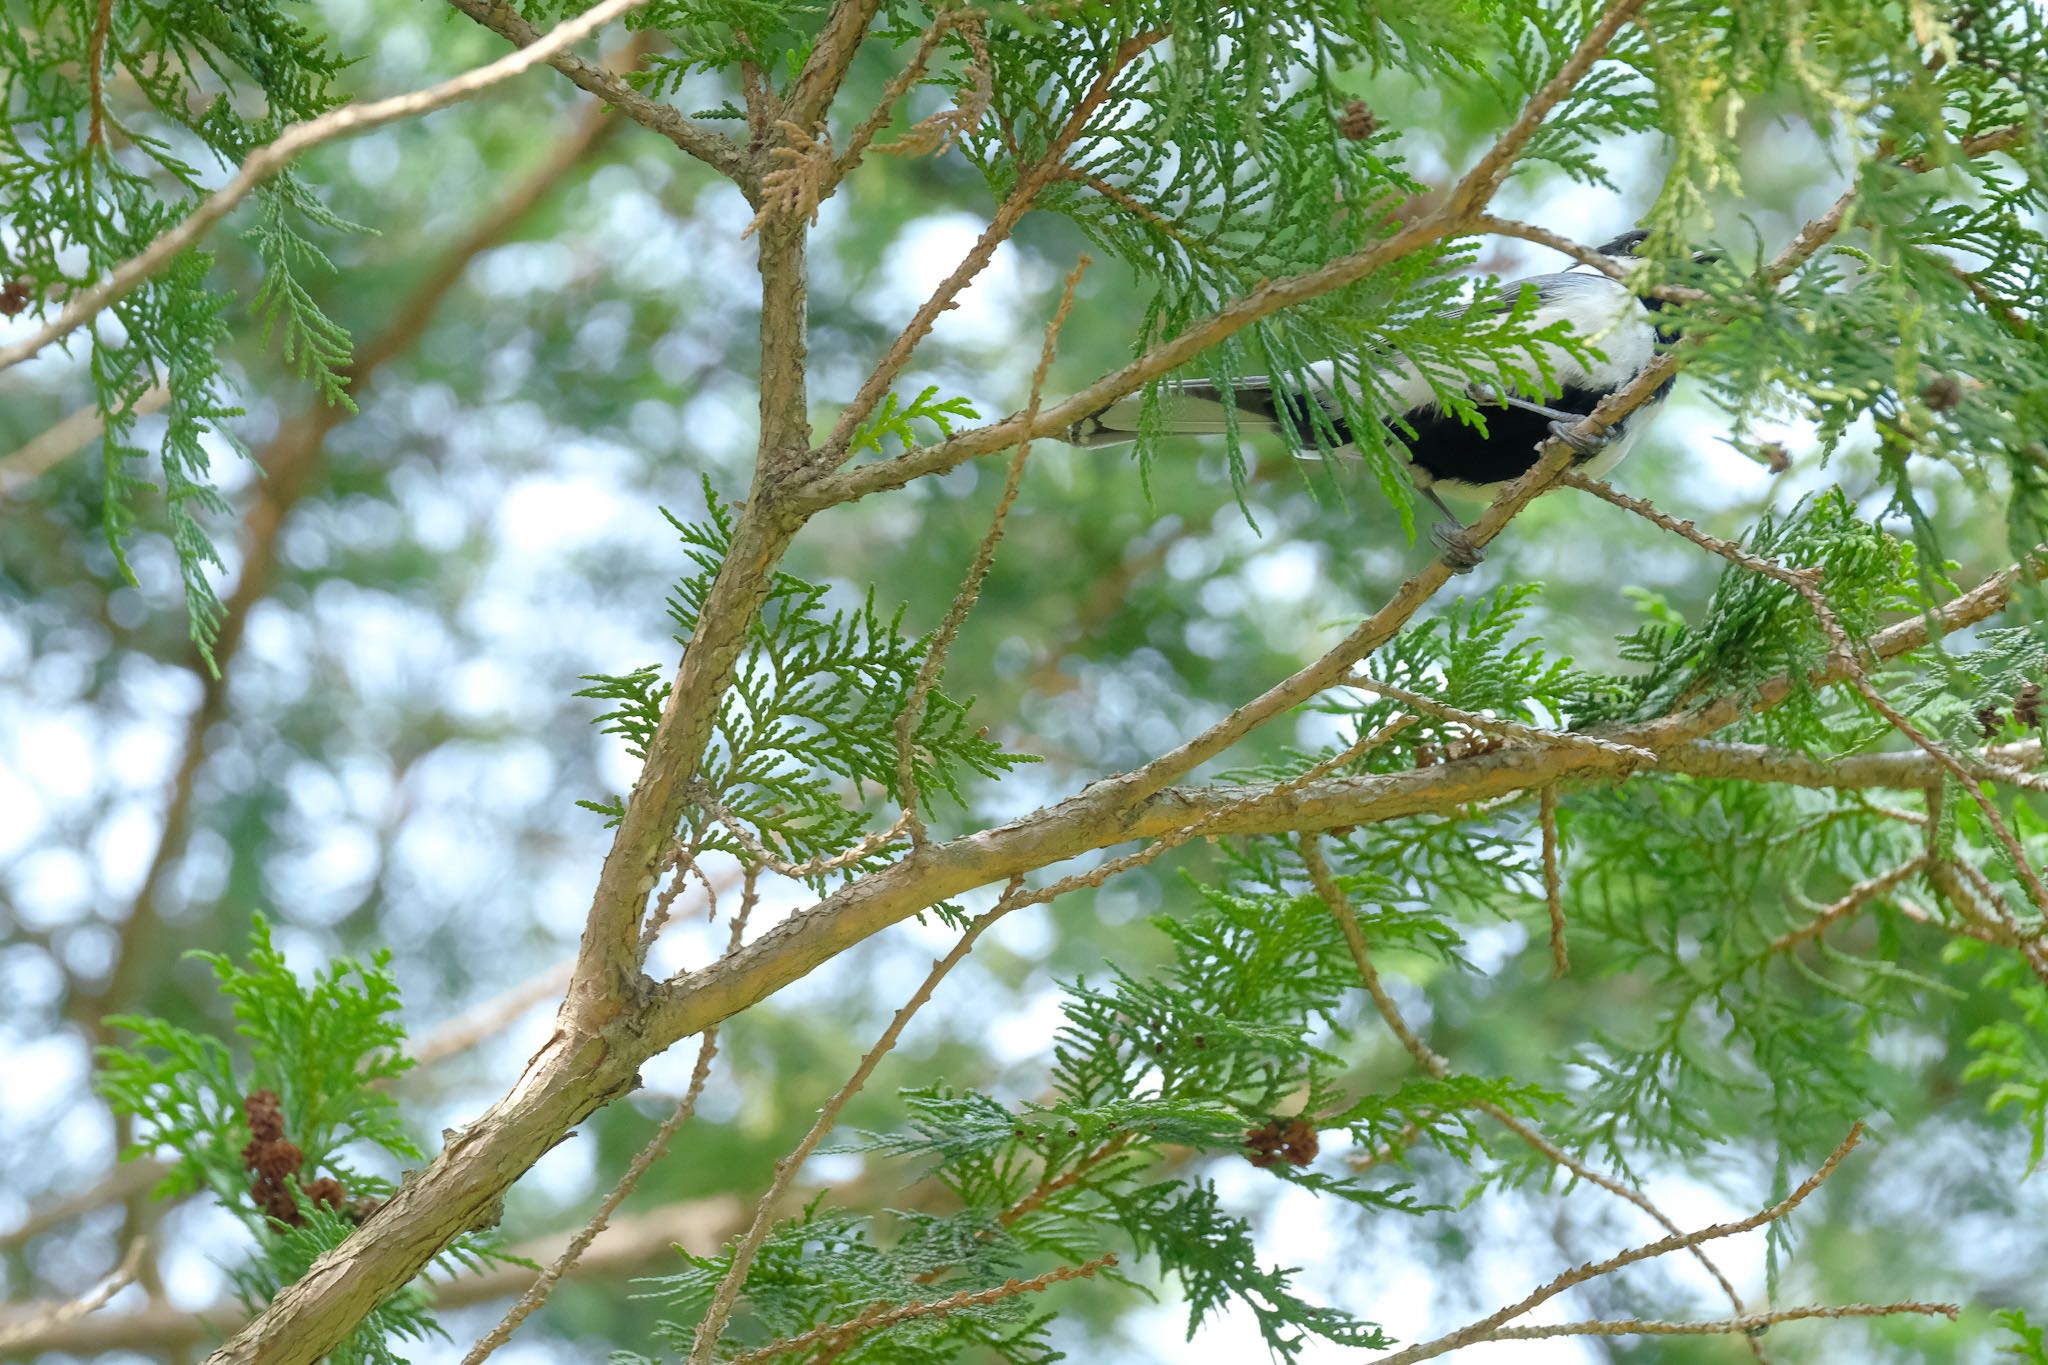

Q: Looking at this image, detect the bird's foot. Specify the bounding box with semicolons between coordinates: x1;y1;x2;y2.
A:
1432;519;1484;574
1547;418;1610;457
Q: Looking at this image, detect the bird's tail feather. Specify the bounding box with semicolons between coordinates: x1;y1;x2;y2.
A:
1065;379;1286;448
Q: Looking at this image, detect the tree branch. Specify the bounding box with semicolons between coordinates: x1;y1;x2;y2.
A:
0;1198;745;1358
818;31;1163;457
895;258;1087;841
0;0;657;375
1367;1124;1867;1365
1768;855;1933;954
460;879;759;1365
1299;835;1759;1339
0;384;168;497
644;547;2048;1051
684;890;1020;1361
441;0;750;188
1475;1301;1957;1344
782;0;887;132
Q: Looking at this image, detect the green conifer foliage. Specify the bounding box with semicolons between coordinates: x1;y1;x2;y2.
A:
3;0;2045;1361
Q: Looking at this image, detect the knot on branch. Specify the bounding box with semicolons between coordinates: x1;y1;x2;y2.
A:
743;119;835;239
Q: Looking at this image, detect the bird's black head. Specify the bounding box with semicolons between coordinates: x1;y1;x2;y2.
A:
1596;229;1650;258
1598;228;1720;267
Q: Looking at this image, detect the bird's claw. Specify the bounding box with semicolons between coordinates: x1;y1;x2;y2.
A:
1432;519;1484;574
1548;418;1609;457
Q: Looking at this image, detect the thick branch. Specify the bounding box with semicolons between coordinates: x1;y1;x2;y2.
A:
0;1198;742;1359
783;0;887;131
563;212;812;1012
643;551;2048;1046
1475;1302;1957;1344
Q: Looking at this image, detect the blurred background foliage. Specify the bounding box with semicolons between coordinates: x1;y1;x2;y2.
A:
2;0;2043;1361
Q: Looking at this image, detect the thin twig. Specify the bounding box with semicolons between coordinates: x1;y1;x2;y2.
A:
895;257;1089;841
1366;1124;1868;1365
684;884;1025;1363
1299;836;1759;1334
1471;215;1626;277
1539;784;1568;976
1931;862;2048;983
460;875;760;1365
1767;855;1931;954
724;1252;1117;1365
0;0;657;375
1563;470;2048;915
0;383;168;497
821;30;1166;456
0;1237;146;1351
1894;894;2010;947
1471;214;1709;302
835;13;979;172
1477;1301;1957;1343
85;0;116;150
1346;675;1655;762
440;0;747;184
639;834;705;955
700;796;914;883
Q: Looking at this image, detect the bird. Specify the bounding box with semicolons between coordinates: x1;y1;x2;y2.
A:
1063;230;1688;571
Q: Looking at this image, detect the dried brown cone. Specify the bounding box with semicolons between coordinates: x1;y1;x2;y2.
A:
249;1139;304;1184
1244;1117;1319;1168
1977;705;2005;738
1337;99;1377;140
303;1176;348;1211
240;1088;345;1226
0;278;32;317
1922;373;1964;411
2016;682;2042;728
1759;440;1791;474
253;1183;299;1223
243;1089;286;1142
